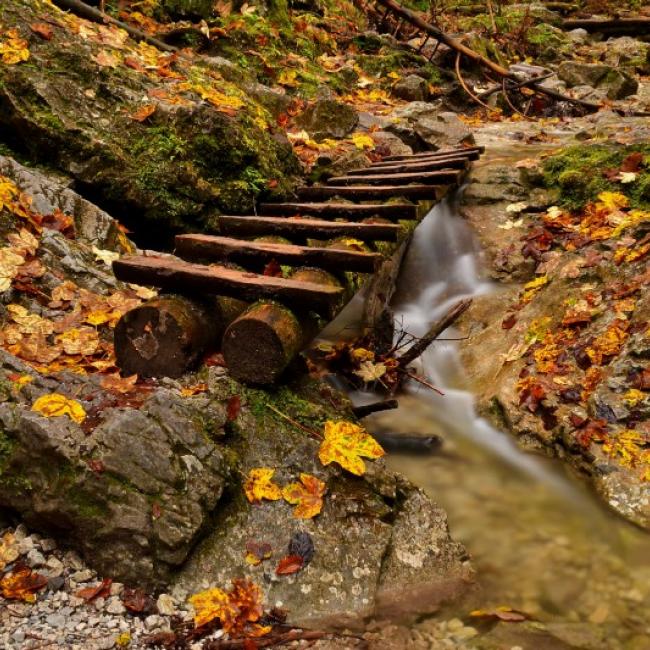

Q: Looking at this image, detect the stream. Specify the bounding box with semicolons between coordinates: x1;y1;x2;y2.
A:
354;194;650;648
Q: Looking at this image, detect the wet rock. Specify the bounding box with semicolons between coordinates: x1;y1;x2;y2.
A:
557;62;638;99
599;37;650;74
392;75;429;102
296;99;359;141
371;131;413;158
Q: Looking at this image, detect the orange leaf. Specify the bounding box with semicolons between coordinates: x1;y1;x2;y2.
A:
275;554;304;575
76;578;112;602
0;564;47;602
130;104;156;122
101;373;138;394
30;23;54;40
282;473;326;519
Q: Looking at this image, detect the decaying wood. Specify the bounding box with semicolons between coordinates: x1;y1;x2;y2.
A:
381;146;484;162
359;157;470;174
175;234;381;273
218;215;402;241
259;202;418;220
352;399;399;418
112;255;344;316
397;298;472;369
298;184;445;202
326;169;462;187
114;294;244;378
223;268;343;385
562;17;650;35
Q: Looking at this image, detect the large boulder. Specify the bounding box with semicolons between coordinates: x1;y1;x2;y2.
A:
0;0;301;243
296;99;359;141
557;62;639;100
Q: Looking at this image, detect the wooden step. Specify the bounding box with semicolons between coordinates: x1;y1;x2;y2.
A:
218;215;401;241
382;146;484;162
366;156;471;172
258;202;418;221
112;255;343;315
297;184;444;202
175;234;381;273
327;169;461;187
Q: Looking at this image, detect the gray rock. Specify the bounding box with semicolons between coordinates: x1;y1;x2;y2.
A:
602;37;650;74
26;549;46;567
414;112;475;149
567;28;589;44
45;613;66;628
392;74;429;102
557;62;638;99
296;99;359;140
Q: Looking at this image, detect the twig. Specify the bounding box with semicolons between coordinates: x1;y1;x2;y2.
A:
477;72;554;100
454;51;492;110
397;298;472;370
501;78;529;118
266;404;322;439
352;399;399;418
399;370;445;395
51;0;177;52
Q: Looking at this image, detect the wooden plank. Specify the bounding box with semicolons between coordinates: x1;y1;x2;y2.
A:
258;202;418;221
381;146;484;162
297;184;444;202
326;169;461;187
562;17;650;34
112;255;343;315
359;157;469;174
218;215;402;241
175;234;380;273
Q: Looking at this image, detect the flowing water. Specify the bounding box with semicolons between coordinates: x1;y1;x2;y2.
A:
356;196;650;648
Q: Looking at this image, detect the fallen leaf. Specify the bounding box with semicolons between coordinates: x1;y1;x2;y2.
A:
101;373;138;394
0;532;19;571
0;247;25;291
93;50;120;68
318;420;385;476
288;531;314;565
282;473;326;519
0;564;47;602
470;605;529;622
122;587;157;614
92;246;120;267
353;360;387;383
56;327;100;356
351;133;374;150
0;29;30;65
244;468;282;504
227;394;241;421
275;554;303;575
130;104;156;122
76;578;112;602
32;393;86;423
245;540;272;566
30;23;54;40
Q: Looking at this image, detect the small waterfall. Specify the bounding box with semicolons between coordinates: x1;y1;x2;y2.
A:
390;194;584;494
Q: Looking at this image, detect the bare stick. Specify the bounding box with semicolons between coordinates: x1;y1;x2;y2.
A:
266;404;322;439
397;298;472;369
352;399;399;418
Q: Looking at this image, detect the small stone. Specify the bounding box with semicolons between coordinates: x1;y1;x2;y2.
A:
156;593;176;616
26;549;46;567
45;613;66;628
14;524;28;540
12;630;25;643
47;576;65;592
71;569;93;583
106;597;126;615
46;556;64;574
93;596;106;610
144;614;162;630
446;618;464;631
40;538;57;552
109;582;124;597
17;537;35;554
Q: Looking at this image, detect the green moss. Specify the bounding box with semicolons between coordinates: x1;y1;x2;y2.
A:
543;144;650;210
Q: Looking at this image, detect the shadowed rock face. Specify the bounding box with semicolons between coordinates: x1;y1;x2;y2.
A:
0;156;472;623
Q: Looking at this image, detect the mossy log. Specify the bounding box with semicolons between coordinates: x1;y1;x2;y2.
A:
222;268;344;385
114;294;245;378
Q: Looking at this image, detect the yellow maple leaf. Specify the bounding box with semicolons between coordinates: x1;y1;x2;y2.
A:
597;191;629;211
282;473;326;519
32;393;86;423
56;327;100;356
189;586;234;628
318;420;384;476
350;347;374;362
277;69;298;87
0;28;30;65
244;468;282;504
351;133;374;150
521;275;548;303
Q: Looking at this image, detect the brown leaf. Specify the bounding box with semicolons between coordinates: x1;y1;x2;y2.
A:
0;564;48;602
275;554;304;575
152;502;162;520
204;351;226;367
76;578;112;602
130;104;156;123
122;587;157;614
621;152;643;173
86;458;105;474
30;23;54;40
263;259;282;277
227;395;241;421
501;314;517;330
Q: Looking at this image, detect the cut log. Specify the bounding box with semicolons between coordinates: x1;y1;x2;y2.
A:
218;215;402;241
326;169;462;186
112;255;344;316
258;202;418;221
114;294;244;378
297;184;445;202
381;146;484;162
223;268;342;385
174;234;380;273
561;17;650;35
357;158;470;174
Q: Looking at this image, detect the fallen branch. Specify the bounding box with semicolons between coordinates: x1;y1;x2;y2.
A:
399;370;445;395
477;72;554;101
352;398;399;418
397;298;472;370
51;0;177;52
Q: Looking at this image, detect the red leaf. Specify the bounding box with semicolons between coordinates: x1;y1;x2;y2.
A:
263;259;282;277
501;314;517;330
152;502;162;520
227;395;241;421
121;587;156;614
204;352;226;367
30;23;53;40
86;459;105;475
275;554;304;575
621;152;643;173
267;179;278;189
76;578;112;602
